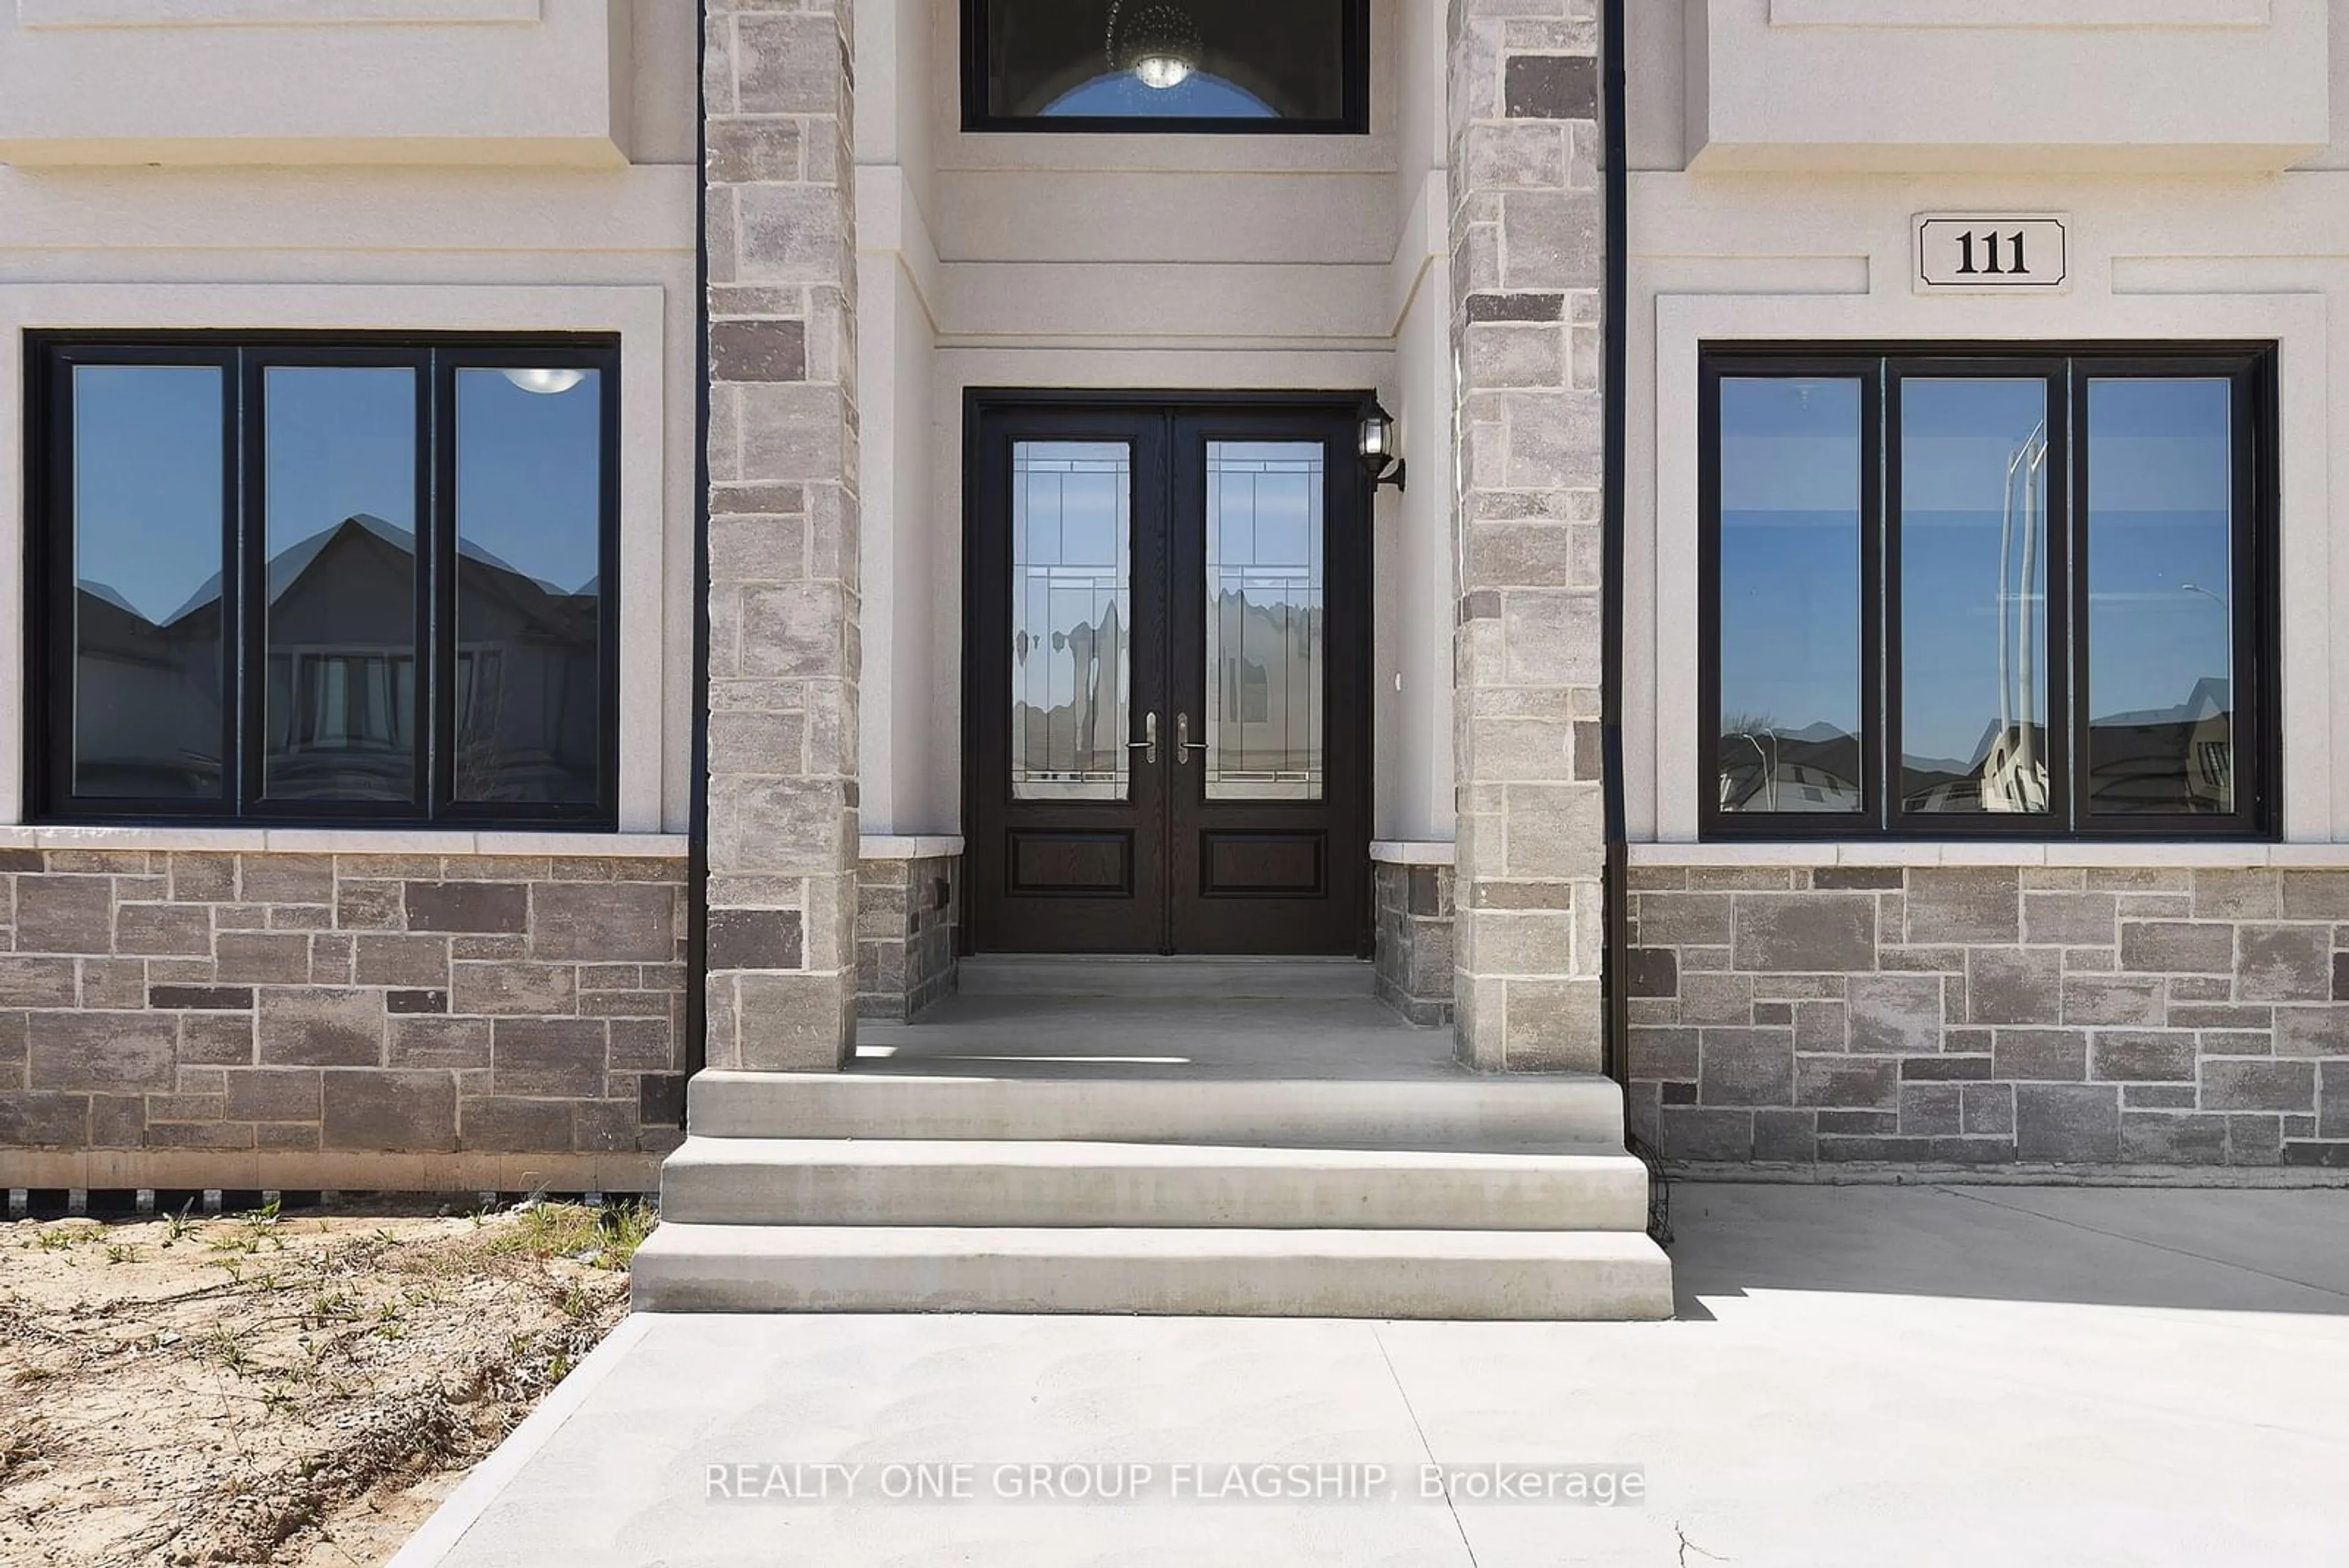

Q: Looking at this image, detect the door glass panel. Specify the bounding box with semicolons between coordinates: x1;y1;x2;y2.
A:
261;365;418;801
1011;440;1132;801
1898;377;2052;816
1715;377;1865;814
70;364;227;800
2085;378;2236;814
1204;440;1324;801
454;366;606;804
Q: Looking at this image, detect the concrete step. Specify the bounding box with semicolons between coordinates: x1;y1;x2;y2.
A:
688;1069;1630;1150
629;1224;1675;1319
658;1137;1652;1231
957;955;1374;1000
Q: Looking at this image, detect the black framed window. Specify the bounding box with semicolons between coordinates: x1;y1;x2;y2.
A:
1700;344;2276;841
28;335;620;828
963;0;1367;133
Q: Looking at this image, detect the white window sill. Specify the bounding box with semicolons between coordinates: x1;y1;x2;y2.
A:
0;825;689;857
859;836;965;860
1371;841;1455;866
1629;841;2343;869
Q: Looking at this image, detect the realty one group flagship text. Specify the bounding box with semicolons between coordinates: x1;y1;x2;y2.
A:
703;1460;1646;1506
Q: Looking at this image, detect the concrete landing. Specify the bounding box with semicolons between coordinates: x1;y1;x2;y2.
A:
392;1184;2349;1568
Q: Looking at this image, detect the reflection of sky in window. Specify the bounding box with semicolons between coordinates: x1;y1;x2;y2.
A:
2087;379;2232;725
265;366;416;560
1015;443;1128;714
1717;378;1861;740
1898;378;2047;765
1043;70;1274;116
457;370;603;595
73;365;224;625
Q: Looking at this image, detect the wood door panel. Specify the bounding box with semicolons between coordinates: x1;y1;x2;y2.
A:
1198;830;1326;897
1008;830;1134;896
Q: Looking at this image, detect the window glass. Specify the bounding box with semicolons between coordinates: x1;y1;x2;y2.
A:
1204;440;1323;800
1898;378;2052;816
2085;378;2236;815
453;368;606;804
262;366;419;802
1715;377;1865;815
1010;440;1132;801
69;365;226;800
974;0;1354;125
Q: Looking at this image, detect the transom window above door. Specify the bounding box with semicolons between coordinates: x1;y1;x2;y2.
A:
1699;345;2277;841
962;0;1368;132
26;335;620;828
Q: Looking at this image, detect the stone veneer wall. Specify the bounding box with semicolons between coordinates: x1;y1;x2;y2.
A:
1373;862;1456;1026
1445;0;1610;1069
856;855;959;1022
1625;863;2349;1172
0;849;687;1193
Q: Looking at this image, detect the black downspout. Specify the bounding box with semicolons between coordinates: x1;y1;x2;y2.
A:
680;0;713;1112
1598;1;1633;1104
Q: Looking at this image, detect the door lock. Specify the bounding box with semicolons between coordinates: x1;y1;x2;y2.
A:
1174;712;1204;765
1127;710;1158;764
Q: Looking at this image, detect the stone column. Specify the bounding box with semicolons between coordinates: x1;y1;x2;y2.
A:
701;0;861;1071
1445;1;1606;1071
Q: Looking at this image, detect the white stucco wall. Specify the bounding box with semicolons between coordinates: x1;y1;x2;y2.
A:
1627;1;2349;847
0;4;700;833
853;0;1458;842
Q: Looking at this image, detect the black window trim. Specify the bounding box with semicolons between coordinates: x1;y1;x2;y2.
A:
959;0;1371;135
26;330;623;831
1698;340;2279;844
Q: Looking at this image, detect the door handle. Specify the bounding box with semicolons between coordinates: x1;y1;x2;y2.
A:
1174;712;1204;765
1127;710;1157;765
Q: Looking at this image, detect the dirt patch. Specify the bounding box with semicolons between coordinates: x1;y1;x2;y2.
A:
0;1197;653;1567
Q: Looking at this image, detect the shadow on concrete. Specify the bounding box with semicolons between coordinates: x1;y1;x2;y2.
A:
1663;1181;2349;1320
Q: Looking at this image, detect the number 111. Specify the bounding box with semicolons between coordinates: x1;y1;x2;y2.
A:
1955;231;2028;277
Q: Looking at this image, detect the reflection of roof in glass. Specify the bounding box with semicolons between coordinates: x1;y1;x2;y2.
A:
1042;69;1273;116
128;514;587;628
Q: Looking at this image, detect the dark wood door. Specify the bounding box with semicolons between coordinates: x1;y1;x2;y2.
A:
965;398;1369;956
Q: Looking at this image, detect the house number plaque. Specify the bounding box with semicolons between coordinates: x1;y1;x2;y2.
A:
1914;214;2069;293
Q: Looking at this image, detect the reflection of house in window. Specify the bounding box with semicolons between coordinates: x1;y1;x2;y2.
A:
1012;597;1127;785
1714;723;1862;813
77;512;599;805
1211;588;1322;789
2088;677;2233;814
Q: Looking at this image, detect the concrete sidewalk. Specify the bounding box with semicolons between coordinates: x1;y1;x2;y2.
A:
392;1184;2349;1567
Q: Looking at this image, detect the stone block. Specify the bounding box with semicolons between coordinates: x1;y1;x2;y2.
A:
239;855;335;904
404;881;527;934
2120;1112;2229;1164
2119;921;2235;975
1792;1000;1846;1052
732;972;852;1071
223;1068;322;1121
1961;1083;2014;1135
1698;1028;1793;1106
257;988;384;1067
2227;1114;2284;1165
1846;975;1944;1055
2060;975;2164;1027
532;881;678;962
1750;1108;1816;1162
214;932;311;984
2319;1060;2349;1139
1731;893;1875;972
460;1096;576;1153
1679;972;1753;1025
388;1016;493;1070
2236;924;2331;1001
148;986;253;1011
1635;893;1732;946
2088;1030;2197;1082
179;1014;254;1066
1992;1028;2087;1081
2015;1083;2121;1162
1795;1053;1898;1109
2200;1058;2316;1112
451;962;577;1016
1660;1106;1753;1162
1898;1082;1963;1135
2191;869;2278;919
1905;869;2019;944
0;1091;89;1146
2278;871;2349;920
321;1069;456;1152
2022;892;2116;946
1967;948;2061;1025
28;1013;176;1091
708;908;806;971
16;877;114;951
490;1019;609;1098
0;956;80;1008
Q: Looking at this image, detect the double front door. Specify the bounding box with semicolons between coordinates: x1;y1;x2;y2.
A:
966;399;1370;955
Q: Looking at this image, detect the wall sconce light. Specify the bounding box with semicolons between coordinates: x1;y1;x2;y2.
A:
1358;401;1406;492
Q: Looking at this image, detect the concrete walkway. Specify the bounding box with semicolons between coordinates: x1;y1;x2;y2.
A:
392;1184;2349;1567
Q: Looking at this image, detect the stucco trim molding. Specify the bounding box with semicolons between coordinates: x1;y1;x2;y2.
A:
1371;839;1456;866
1769;0;2270;28
859;835;965;860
